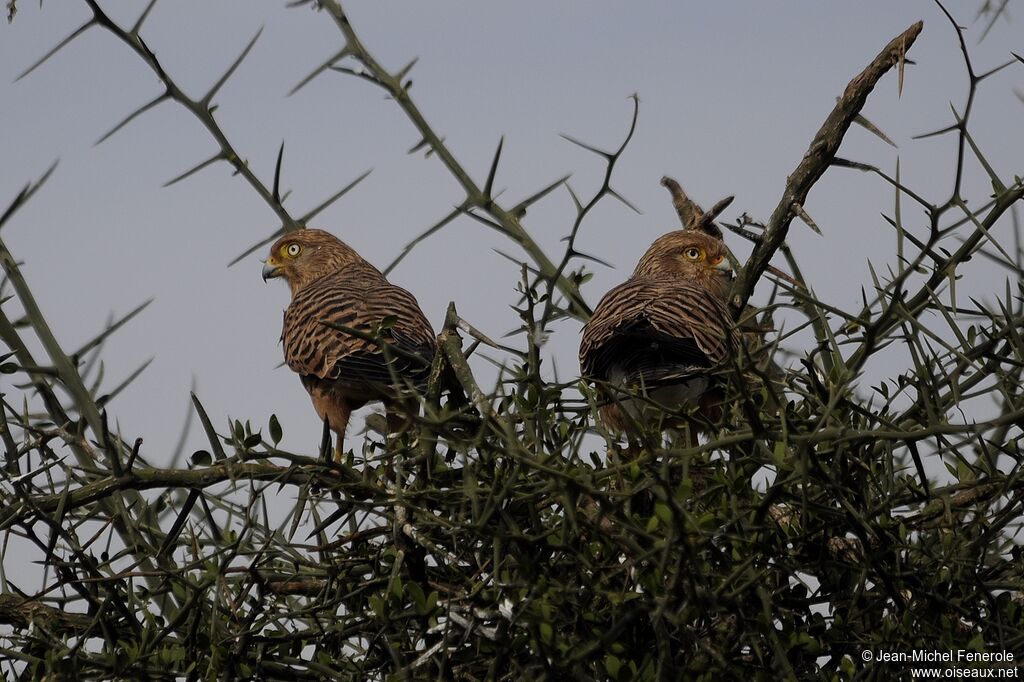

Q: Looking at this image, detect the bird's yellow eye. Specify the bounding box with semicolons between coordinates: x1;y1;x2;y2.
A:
684;247;702;260
284;243;301;259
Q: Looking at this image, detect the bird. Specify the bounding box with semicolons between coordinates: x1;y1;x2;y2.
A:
262;228;435;460
579;229;740;444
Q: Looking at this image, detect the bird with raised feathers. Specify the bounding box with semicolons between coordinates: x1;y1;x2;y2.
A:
262;229;435;460
580;228;740;443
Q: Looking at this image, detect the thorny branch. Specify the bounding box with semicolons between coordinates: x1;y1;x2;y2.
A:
18;0;371;266
308;0;594;318
730;21;924;313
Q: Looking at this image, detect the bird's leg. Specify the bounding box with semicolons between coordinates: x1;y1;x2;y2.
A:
308;390;351;464
331;411;350;464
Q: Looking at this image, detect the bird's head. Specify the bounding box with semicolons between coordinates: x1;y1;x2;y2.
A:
262;229;366;295
633;230;734;295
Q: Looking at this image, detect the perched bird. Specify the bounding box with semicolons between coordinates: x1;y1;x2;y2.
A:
580;229;739;442
262;229;435;460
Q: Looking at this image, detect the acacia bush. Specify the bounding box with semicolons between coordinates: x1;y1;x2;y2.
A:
2;2;1023;680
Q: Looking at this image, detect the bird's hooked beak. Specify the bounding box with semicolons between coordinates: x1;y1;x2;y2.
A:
711;255;733;277
262;258;283;282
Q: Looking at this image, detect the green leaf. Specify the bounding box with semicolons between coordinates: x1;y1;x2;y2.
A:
654;502;672;527
369;595;385;619
605;654;622;679
407;581;426;612
190;450;212;466
772;441;787;467
269;414;282;445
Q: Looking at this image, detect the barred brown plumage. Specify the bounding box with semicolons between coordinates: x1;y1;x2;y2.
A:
580;229;739;440
263;229;435;460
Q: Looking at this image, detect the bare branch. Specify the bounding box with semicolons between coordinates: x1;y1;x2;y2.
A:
730;21;924;313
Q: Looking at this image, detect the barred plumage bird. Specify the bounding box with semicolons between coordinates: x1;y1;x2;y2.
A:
580;229;739;440
262;229;435;460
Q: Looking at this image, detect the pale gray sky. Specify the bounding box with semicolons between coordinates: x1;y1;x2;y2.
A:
1;1;1022;462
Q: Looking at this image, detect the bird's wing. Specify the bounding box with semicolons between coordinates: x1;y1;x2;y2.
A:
283;270;435;391
580;276;735;386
